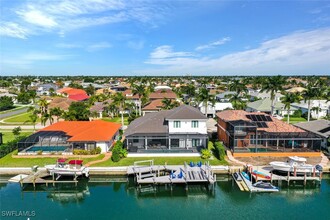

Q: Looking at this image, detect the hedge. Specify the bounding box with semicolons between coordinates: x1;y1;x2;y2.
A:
214;141;226;160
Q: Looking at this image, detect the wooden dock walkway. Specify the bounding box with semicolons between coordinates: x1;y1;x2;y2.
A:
128;160;216;187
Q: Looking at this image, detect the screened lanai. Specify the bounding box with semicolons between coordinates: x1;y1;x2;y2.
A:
226;120;323;153
18;131;72;153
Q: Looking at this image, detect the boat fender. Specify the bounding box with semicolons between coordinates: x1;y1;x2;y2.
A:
315;164;323;171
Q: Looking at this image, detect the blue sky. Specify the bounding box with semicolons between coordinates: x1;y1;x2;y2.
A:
0;0;330;75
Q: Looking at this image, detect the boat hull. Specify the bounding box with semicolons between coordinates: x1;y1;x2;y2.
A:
269;162;318;174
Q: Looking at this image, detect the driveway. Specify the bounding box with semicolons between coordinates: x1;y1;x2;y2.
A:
0;106;29;120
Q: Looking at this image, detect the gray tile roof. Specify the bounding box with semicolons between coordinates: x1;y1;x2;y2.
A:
124;105;207;136
294;119;330;138
165;105;207;120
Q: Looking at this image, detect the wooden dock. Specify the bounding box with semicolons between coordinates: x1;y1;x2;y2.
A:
9;170;79;188
128;160;216;191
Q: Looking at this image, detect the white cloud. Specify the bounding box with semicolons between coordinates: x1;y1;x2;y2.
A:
86;42;112;52
56;43;81;49
195;37;231;51
2;0;168;39
140;28;330;74
17;9;58;28
0;22;28;39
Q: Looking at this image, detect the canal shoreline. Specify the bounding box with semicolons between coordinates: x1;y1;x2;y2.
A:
1;165;329;176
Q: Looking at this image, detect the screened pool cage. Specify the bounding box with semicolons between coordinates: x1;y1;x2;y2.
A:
226;120;323;153
18;131;72;153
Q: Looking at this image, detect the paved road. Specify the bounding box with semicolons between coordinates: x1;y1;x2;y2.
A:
0;107;29;120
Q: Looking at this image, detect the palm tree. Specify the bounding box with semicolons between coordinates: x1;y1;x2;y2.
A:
161;98;173;110
227;93;246;110
25;113;38;131
302;83;322;121
197;87;210;116
132;84;146;116
113;92;127;127
38;98;49;115
281;93;301;124
49;107;63;122
228;79;247;95
261;75;286;115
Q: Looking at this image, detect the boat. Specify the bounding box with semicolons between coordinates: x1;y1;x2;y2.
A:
241;171;250;181
269;156;321;174
253;181;278;190
233;172;242;181
251;170;271;180
45;159;89;178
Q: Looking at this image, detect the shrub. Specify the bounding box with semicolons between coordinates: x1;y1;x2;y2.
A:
201;149;212;159
37;150;43;155
73;149;89;155
214;141;226;160
111;141;127;162
208;141;214;150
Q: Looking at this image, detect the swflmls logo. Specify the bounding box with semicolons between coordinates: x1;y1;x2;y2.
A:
1;211;36;217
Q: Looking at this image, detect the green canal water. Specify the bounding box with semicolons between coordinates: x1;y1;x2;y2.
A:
0;175;329;220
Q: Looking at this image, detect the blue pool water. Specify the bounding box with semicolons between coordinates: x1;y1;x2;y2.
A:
26;146;68;152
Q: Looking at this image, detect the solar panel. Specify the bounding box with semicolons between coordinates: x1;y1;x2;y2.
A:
256;122;268;128
265;116;272;121
260;115;267;121
256;115;263;122
251;115;258;121
318;127;330;133
246;115;252;120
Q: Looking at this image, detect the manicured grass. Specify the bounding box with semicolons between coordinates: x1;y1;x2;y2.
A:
282;117;307;124
1;131;33;143
102;117;129;125
92;156;228;167
3;112;40;124
0;150;105;167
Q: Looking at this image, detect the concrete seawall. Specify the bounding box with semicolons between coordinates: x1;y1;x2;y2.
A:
1;165;328;176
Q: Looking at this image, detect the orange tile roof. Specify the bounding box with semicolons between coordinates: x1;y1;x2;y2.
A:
216;110;305;133
142;99;164;111
57;87;87;96
40;120;121;142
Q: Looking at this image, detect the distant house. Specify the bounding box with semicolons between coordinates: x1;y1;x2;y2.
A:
36;83;58;96
198;102;233;118
291;100;330;119
246;98;297;116
90;99;113;118
142;99;164;115
249;90;283;102
295;120;330;151
48;97;75;111
57;87;89;101
215;91;236;102
18;120;121;154
216;110;321;153
124;105;208;154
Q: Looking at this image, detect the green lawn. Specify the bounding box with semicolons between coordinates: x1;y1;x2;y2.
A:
0;150;105;167
282;117;307;124
1;131;34;143
3;112;40;124
102;117;129;125
92;156;228;167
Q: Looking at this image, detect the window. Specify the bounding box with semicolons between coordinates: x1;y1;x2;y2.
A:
192;139;200;147
173;121;181;128
133;139;139;143
191;120;199;128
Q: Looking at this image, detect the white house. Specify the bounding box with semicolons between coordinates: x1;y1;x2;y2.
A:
291;100;329;119
199;102;233;118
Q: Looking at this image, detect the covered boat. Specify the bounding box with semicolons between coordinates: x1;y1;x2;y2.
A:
252;181;278;190
45;158;89;178
269;156;321;175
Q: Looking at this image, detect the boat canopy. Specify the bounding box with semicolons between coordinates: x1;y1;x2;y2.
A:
289;156;307;162
57;158;67;163
68;160;83;165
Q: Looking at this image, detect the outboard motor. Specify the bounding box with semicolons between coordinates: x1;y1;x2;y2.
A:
315;164;323;172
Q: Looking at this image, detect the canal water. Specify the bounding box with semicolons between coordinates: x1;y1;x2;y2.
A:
0;175;329;220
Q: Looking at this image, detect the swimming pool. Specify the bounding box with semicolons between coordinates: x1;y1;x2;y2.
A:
26;146;68;152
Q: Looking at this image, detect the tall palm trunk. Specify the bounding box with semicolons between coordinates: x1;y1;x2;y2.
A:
139;97;142;116
120;103;124;127
204;101;208;117
287;107;290;124
271;97;275;116
307;100;311;121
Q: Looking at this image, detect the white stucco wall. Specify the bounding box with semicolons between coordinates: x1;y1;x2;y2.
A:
168;119;207;134
96;142;109;153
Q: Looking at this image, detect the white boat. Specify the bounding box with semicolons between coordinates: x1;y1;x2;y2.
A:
45;159;89;178
269;156;320;174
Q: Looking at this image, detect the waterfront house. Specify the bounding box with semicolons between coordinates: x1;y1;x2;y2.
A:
18;120;121;154
198;101;233;118
294;120;330;151
216;110;321;154
124;105;208;153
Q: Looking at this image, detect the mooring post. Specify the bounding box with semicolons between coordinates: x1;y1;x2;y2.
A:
294;167;297;177
304;173;307;186
270;172;273;183
313;168;316;177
